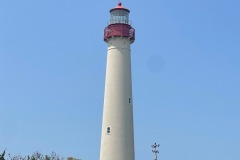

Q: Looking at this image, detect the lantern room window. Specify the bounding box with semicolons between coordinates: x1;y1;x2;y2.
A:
109;10;130;25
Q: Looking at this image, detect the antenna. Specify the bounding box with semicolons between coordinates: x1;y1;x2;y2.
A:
151;143;160;160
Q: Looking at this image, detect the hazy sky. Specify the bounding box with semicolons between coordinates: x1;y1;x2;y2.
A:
0;1;239;160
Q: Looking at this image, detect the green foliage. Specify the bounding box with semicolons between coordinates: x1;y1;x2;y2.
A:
1;150;80;160
66;157;80;160
0;149;6;160
6;151;64;160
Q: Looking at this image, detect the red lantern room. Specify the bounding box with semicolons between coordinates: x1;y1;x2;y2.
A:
104;2;135;43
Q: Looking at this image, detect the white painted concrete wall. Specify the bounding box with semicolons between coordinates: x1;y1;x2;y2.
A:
100;37;135;160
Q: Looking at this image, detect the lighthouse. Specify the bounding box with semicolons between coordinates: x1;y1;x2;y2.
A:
100;2;135;160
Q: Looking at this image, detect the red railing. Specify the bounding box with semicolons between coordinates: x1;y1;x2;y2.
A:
104;24;135;43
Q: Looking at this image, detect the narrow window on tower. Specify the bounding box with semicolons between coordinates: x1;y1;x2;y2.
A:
107;127;111;135
128;97;131;104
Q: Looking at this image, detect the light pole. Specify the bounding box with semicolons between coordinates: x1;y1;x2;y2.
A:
151;143;160;160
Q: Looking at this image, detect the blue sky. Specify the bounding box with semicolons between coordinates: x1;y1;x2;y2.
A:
0;0;239;160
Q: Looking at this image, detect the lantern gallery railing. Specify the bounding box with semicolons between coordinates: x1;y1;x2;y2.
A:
108;19;132;25
104;24;135;43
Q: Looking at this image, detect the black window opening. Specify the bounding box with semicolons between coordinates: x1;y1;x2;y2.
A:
129;97;131;104
107;127;111;134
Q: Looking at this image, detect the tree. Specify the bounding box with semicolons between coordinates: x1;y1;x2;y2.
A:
0;149;6;160
67;157;80;160
1;150;80;160
5;151;64;160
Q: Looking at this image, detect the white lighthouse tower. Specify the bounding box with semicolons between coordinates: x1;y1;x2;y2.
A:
100;2;135;160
